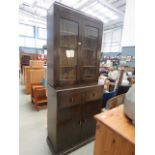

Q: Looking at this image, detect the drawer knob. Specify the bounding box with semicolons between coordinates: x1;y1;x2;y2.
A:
70;97;74;102
93;93;95;96
112;139;116;144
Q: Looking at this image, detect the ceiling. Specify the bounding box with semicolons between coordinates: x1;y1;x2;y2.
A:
19;0;126;29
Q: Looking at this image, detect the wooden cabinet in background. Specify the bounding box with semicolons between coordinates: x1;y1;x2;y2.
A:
47;84;103;155
47;2;103;88
94;105;135;155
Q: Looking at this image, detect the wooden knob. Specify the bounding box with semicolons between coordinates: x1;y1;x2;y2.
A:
70;97;74;102
112;139;116;144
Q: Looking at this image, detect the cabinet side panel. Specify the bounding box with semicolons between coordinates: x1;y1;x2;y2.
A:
47;6;54;86
47;84;58;151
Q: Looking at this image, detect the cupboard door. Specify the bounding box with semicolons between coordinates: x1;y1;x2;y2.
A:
81;100;102;140
80;20;103;83
58;17;80;86
57;106;81;151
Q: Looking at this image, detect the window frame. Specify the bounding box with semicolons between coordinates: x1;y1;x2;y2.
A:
37;27;47;40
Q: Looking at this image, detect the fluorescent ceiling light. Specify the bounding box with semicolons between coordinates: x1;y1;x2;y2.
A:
36;8;47;16
61;0;81;7
82;9;109;23
74;0;89;8
81;1;119;23
22;0;35;6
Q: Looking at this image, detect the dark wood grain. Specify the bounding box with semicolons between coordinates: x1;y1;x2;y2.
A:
47;84;103;154
47;2;104;155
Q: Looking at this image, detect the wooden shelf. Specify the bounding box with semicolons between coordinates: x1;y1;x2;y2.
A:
83;47;96;51
82;66;96;68
61;31;78;35
60;66;77;68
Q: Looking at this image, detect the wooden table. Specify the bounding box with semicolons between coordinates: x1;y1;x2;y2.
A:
94;105;135;155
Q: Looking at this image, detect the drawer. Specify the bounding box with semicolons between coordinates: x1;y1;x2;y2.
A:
58;90;81;109
85;87;102;102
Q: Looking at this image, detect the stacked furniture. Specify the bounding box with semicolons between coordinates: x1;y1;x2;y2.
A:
23;60;45;94
29;60;47;110
47;2;103;155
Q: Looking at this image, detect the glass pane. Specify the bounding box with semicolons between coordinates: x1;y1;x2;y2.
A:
103;46;111;52
60;68;76;80
19;36;25;46
36;39;46;48
60;19;78;48
104;31;112;43
19;24;34;37
111;46;120;52
25;38;35;47
38;28;47;39
84;26;98;49
82;49;96;66
112;29;122;42
82;67;96;78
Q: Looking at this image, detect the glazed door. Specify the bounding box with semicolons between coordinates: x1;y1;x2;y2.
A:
80;19;103;83
56;6;82;86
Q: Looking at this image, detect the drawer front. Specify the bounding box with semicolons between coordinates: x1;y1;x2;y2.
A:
85;87;102;102
58;90;81;109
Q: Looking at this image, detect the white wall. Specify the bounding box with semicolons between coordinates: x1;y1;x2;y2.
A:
121;0;135;47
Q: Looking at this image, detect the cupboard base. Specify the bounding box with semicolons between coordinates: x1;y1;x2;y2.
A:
47;136;94;155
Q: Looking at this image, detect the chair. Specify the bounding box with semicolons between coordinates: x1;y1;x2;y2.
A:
102;90;116;108
106;93;125;110
116;85;130;96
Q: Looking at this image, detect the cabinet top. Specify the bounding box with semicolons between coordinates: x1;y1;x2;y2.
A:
94;105;135;144
52;2;104;25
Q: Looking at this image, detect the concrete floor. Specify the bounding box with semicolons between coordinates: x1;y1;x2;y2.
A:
19;84;94;155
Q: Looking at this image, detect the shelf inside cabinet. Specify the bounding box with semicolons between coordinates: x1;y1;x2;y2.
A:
82;66;96;68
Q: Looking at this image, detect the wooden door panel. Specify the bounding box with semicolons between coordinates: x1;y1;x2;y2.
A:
58;106;81;123
80;118;96;140
57;121;81;152
82;101;102;119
